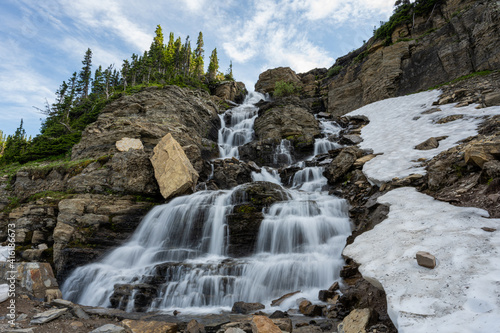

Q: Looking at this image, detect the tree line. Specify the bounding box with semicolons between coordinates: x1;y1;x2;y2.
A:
0;25;232;166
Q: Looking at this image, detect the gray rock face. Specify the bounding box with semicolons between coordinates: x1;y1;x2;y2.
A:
71;85;221;174
328;0;500;116
89;324;126;333
255;67;303;94
214;81;247;104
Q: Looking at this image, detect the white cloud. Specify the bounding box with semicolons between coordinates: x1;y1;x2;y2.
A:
183;0;207;12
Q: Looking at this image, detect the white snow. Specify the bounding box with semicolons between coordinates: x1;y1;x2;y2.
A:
347;90;500;185
341;91;500;332
343;188;500;333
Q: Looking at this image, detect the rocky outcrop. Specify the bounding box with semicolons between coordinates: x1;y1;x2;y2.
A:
51;195;152;281
327;0;500;116
71;85;221;174
227;182;290;257
255;67;303;95
150;133;199;199
214;81;248;104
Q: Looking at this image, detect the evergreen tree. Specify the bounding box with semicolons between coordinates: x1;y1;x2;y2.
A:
77;48;93;99
91;65;104;96
103;64;114;99
121;59;130;90
193;32;205;77
0;119;28;164
0;130;6;156
207;48;219;81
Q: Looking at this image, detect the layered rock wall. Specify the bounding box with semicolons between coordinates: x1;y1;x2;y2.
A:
328;0;500;116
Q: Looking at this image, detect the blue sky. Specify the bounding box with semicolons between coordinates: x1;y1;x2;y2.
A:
0;0;394;137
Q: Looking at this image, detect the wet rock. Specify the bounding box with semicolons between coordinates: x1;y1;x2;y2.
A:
250;315;282;333
90;324;126;333
416;251;437;269
227;182;289;257
211;158;253;189
122;319;178;333
318;289;336;302
329;281;340;292
271;290;301;306
231;301;265;314
151;133;199;199
340;134;363;145
299;300;324;317
30;307;67;324
269;310;287;318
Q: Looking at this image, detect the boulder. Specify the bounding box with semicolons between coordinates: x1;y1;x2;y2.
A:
150;133;199;200
186;319;205;333
324;147;364;184
415;137;440;150
210;158;253;189
338;308;372;333
115;137;144;152
271;318;293;332
271;290;301;306
255;67;303;95
0;262;58;299
299;300;324;317
250;315;282;333
318;289;336;302
464;137;500;169
416;251;437;269
231;301;265;314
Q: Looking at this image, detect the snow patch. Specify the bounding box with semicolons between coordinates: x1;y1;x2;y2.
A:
347;90;500;184
343;187;500;332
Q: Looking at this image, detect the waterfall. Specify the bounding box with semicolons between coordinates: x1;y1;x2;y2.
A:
218;92;265;159
314;118;342;155
62;92;351;313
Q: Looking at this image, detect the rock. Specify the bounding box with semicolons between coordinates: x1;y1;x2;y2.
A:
214;81;247;104
225;328;246;333
70;321;85;329
299;300;324;317
294;326;323;333
483;160;500;179
122;319;178;333
482;227;496;232
255;67;303;94
465;137;500;169
318;289;336;302
269;310;287;318
150;133;199;200
340;134;363;145
72;306;90;320
2;329;35;333
271;290;301;306
90;324;126;333
231;301;265;314
30;307;67;324
0;262;58;299
324;147;364;184
186;319;205;333
353;154;378;168
338;308;371;333
72;86;220;175
416;251;437;269
211;158;253;189
415;137;440;150
436;114;464;124
45;288;62;302
484;91;500;107
251;315;282;333
329;281;340;292
271;318;292;332
116;137;144;152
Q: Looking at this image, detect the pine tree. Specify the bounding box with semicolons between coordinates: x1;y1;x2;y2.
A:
121;59;130;90
193;32;205;78
103;64;114;99
0;119;28;164
91;65;104;96
77;48;93;99
207;48;219;81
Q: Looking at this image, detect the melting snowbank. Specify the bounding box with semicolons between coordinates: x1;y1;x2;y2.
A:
342;90;500;332
347;90;500;185
343;188;500;332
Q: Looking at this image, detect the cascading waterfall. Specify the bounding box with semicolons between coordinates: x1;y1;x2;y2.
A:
62;92;351;313
314;117;342;155
218;92;264;159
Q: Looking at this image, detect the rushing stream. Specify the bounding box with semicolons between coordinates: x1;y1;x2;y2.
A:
62;92;351;313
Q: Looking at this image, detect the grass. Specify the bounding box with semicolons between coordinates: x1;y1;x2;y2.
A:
427;70;495;91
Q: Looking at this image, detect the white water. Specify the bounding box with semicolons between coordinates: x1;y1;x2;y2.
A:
218;92;266;159
273;139;294;166
314;118;342;155
62;93;351;313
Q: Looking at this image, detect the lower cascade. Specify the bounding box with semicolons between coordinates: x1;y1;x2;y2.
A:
62;92;351;313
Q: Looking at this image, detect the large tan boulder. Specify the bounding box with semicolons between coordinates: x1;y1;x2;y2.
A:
151;133;199;199
122;319;178;333
251;315;282;333
338;308;372;333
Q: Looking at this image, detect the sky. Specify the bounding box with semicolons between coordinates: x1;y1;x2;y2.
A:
0;0;394;137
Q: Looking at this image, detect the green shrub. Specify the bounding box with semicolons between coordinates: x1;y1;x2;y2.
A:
273;80;297;97
327;66;343;77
